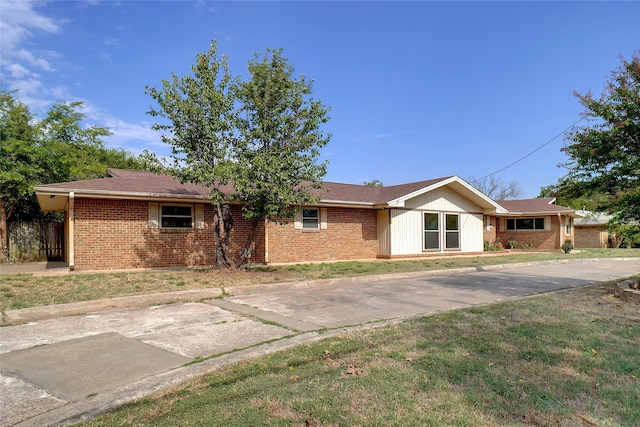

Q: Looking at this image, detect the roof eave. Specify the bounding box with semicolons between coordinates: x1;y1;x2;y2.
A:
34;187;212;211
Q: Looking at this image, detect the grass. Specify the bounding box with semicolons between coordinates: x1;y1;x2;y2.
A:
78;282;640;427
1;248;639;312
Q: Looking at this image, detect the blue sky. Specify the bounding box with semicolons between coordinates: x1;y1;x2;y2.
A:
1;1;638;198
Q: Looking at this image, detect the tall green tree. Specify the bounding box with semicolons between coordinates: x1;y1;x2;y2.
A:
1;91;164;260
146;42;238;268
559;52;640;222
146;41;331;268
0;92;41;259
232;48;330;265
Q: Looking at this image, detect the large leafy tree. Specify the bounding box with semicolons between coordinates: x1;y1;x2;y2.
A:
146;42;238;268
232;49;330;265
146;41;330;268
0;91;163;260
0;92;41;259
558;52;640;222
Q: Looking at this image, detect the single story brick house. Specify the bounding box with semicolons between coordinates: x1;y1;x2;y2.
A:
573;210;613;248
483;198;580;250
35;169;580;271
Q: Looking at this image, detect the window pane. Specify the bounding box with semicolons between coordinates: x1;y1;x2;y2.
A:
535;217;544;229
506;219;515;230
303;209;318;219
424;231;439;250
162;205;191;216
516;218;534;229
302;208;319;229
446;214;458;230
162;217;192;228
424;213;439;231
161;205;193;228
446;231;459;249
303;219;318;229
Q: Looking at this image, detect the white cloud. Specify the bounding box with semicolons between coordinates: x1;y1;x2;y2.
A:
5;63;35;79
80;103;166;153
374;133;394;139
14;48;56;71
0;1;168;158
195;0;217;13
0;1;61;112
0;1;59;57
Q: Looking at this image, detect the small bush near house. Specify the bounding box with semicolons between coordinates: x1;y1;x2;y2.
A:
484;240;504;251
562;240;574;253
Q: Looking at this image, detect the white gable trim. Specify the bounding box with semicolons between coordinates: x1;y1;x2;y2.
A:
386;176;507;214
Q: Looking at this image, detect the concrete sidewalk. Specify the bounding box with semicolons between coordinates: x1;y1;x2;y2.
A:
1;258;638;426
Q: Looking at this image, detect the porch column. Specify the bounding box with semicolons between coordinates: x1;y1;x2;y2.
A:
68;192;74;271
557;213;562;249
264;217;269;264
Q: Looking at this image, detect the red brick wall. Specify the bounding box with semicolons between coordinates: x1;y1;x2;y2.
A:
73;199;264;270
495;215;569;250
483;216;497;245
266;207;378;263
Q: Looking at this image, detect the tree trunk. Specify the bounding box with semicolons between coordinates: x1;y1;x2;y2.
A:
0;202;7;262
213;202;235;269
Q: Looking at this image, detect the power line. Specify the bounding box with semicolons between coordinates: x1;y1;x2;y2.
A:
471;117;585;183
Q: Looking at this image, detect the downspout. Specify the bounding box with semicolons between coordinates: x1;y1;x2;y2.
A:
68;192;75;271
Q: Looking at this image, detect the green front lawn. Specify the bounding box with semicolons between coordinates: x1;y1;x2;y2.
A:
79;282;639;426
1;249;639;312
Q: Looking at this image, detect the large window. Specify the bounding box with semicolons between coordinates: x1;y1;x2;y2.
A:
445;214;460;249
424;213;440;250
506;217;544;231
161;205;193;228
302;208;319;230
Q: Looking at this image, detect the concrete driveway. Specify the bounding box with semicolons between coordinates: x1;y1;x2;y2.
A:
0;258;638;426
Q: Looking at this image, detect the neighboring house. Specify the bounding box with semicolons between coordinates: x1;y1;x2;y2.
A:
34;169;578;271
483;198;581;250
574;210;614;248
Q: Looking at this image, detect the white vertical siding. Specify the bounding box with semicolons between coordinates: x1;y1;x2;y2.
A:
460;213;484;252
404;187;482;212
377;210;390;256
389;210;484;255
390;209;423;255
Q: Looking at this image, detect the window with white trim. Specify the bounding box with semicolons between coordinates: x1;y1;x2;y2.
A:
302;208;319;230
423;213;440;250
506;217;544;231
445;214;460;249
161;204;193;228
565;217;572;235
483;215;492;231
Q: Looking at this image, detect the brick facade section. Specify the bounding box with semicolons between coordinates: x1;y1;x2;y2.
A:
495;215;572;250
575;226;608;248
73;199;264;270
266;207;378;263
482;216;497;245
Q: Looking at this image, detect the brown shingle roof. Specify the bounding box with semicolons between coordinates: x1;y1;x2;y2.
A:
39;169;568;215
317;177;452;205
36;169;231;197
36;169;452;206
497;197;575;214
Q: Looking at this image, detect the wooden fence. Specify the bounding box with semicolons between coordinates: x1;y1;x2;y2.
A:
6;222;64;262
